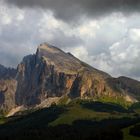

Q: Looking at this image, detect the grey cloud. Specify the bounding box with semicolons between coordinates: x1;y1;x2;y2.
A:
5;0;140;22
0;6;83;67
44;30;83;48
1;1;140;81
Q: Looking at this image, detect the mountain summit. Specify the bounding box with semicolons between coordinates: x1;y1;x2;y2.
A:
0;43;140;114
16;43;111;106
36;43;83;74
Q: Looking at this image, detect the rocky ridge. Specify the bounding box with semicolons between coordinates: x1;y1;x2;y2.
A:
0;43;140;115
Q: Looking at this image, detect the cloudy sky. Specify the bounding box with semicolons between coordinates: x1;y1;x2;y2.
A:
0;0;140;80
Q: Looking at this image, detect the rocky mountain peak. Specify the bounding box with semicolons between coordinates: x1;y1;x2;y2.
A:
37;43;62;56
0;43;140;114
36;43;83;74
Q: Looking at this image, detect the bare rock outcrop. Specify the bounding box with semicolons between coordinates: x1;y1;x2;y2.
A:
15;43;138;107
0;43;140;114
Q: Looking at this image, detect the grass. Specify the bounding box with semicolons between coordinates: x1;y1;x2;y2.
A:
97;95;132;108
0;116;6;124
123;124;140;140
58;95;70;105
0;99;140;140
50;100;132;126
50;104;110;126
129;103;140;114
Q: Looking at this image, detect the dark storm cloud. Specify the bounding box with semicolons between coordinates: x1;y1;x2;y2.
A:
5;0;140;22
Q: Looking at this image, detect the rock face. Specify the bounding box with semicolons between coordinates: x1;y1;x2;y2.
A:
0;65;16;80
0;65;17;113
0;43;140;113
107;77;140;102
15;43;113;106
0;79;17;113
14;43;140;107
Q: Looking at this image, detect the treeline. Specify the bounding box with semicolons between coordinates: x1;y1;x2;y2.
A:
0;118;140;140
0;105;139;140
0;120;123;140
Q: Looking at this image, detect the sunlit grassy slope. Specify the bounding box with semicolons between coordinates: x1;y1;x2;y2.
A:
50;99;134;126
50;104;109;126
0;116;6;124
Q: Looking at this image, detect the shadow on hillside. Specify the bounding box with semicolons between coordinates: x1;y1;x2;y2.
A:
0;106;67;135
129;124;140;137
0;113;140;140
81;101;130;113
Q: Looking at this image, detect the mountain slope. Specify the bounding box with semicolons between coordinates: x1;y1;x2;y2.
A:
14;44;104;105
0;65;16;80
15;43;112;106
0;43;140;113
107;76;140;102
0;65;17;113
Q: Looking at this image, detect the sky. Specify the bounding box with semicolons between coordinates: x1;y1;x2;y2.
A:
0;0;140;80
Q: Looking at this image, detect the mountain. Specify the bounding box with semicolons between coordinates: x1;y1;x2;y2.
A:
0;64;16;80
107;76;140;101
15;43;111;106
0;65;17;113
0;43;140;114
